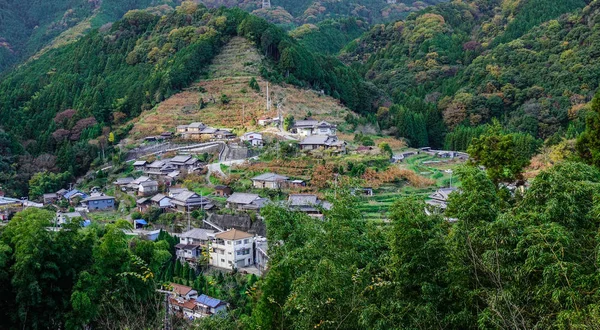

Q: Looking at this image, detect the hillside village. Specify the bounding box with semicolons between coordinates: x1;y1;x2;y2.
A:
3;0;600;328
0;27;477;322
0;99;468;321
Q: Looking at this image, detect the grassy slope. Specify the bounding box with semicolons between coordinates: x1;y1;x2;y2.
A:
129;36;353;138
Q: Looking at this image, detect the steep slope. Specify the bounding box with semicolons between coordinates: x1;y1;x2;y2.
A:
129;36;353;138
0;0;180;73
0;4;376;195
200;0;447;25
343;0;591;143
290;18;369;55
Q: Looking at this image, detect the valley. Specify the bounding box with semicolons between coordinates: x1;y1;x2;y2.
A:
0;0;600;329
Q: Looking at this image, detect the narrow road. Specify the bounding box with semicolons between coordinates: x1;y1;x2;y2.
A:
205;157;258;183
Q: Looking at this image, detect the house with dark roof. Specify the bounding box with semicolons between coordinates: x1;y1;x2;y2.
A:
426;187;458;211
138;180;159;197
150;193;172;209
299;135;346;152
175;228;215;264
170;190;213;212
210;229;254;269
288;194;332;218
251;172;289;189
291;120;337;136
226;193;269;211
82;195;115;211
214;185;233;197
114;177;134;188
43;193;58;205
136;197;151;212
55;211;89;226
132;160;147;171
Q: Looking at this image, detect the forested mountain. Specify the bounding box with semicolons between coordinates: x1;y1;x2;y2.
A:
0;2;377;196
0;0;187;73
343;0;592;148
200;0;447;26
290;18;369;55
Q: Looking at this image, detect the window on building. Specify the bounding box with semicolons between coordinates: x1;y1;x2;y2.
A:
226;241;231;245
244;239;249;244
221;259;225;262
235;240;242;245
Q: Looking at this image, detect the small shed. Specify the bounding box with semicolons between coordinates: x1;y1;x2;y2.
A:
214;185;233;197
134;219;148;229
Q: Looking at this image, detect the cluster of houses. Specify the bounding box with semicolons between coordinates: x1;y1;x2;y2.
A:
130;171;326;219
132;154;204;180
42;188;117;213
0;192;44;221
177;122;236;140
290;120;347;153
168;282;228;320
174;227;267;271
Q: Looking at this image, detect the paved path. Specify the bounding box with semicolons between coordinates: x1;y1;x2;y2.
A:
205;157;257;182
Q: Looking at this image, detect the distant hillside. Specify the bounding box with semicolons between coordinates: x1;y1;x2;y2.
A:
0;4;376;195
290;18;369;55
200;0;447;26
342;0;592;146
129;36;353;139
0;0;181;73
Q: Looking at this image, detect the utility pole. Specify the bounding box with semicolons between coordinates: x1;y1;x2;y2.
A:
277;102;283;132
187;204;191;231
266;82;271;114
156;289;172;330
200;191;204;225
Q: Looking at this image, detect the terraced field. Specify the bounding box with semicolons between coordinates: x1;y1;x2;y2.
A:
129;37;352;139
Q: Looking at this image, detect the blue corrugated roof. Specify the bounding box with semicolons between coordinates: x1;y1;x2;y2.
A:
82;220;91;227
63;190;89;199
134;219;148;225
196;294;223;308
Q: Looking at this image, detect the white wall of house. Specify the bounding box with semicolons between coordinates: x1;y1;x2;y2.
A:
317;127;336;135
297;127;313;136
210;237;254;269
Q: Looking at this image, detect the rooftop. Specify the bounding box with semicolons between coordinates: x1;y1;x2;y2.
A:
180;228;215;241
171;155;192;163
196;294;225;308
151;193;167;202
299;135;339;145
215;229;253;241
83;195;115;202
227;192;260;205
170;283;195;296
139;181;158;188
288;194;318;206
251;172;289;182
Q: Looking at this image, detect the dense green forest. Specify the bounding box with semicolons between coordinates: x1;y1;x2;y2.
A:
343;0;593;147
0;3;377;196
290;18;369;55
0;0;184;73
200;0;447;26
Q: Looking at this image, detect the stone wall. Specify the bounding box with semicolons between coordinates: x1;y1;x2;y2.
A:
206;214;266;236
